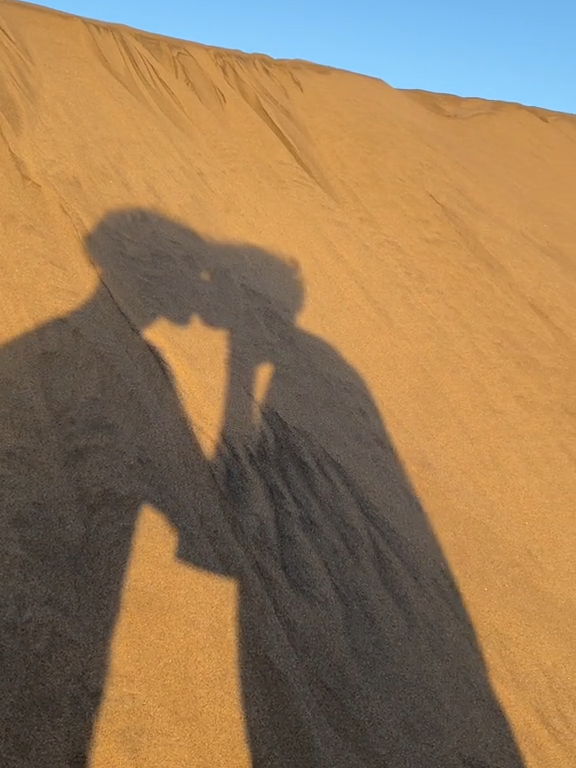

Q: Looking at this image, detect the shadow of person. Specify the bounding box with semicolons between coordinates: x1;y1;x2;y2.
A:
0;206;525;768
0;209;225;768
190;244;527;767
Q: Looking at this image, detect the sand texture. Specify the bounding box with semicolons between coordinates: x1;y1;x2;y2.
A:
1;1;575;766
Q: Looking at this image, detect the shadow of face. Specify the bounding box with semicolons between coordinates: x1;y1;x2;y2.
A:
195;267;243;331
85;210;304;337
85;210;208;329
159;261;204;327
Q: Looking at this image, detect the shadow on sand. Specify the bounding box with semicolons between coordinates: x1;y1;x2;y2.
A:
0;208;525;767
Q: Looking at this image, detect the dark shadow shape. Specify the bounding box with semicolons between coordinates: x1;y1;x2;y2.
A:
0;209;526;768
0;211;223;768
182;240;527;768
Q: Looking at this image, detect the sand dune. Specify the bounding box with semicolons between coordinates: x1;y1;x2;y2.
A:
1;1;575;766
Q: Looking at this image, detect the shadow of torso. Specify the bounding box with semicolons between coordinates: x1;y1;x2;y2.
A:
199;328;525;768
0;292;220;768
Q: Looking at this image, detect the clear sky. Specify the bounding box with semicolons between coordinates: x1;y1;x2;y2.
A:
22;0;576;115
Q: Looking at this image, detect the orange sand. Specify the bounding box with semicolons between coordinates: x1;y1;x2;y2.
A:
1;1;575;766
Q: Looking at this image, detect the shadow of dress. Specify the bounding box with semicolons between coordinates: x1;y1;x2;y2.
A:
207;327;525;768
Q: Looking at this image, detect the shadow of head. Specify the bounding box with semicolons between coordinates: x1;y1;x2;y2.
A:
85;208;305;341
85;208;206;328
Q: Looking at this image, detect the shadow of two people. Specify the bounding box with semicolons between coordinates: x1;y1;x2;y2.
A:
0;208;525;767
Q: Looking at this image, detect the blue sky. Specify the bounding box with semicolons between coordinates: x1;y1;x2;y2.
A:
25;0;576;114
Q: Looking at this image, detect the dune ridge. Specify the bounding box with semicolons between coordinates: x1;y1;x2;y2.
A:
1;1;575;766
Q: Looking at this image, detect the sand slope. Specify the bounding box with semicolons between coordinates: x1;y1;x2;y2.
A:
0;1;575;766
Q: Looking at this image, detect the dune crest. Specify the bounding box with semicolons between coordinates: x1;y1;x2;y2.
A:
1;2;575;767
